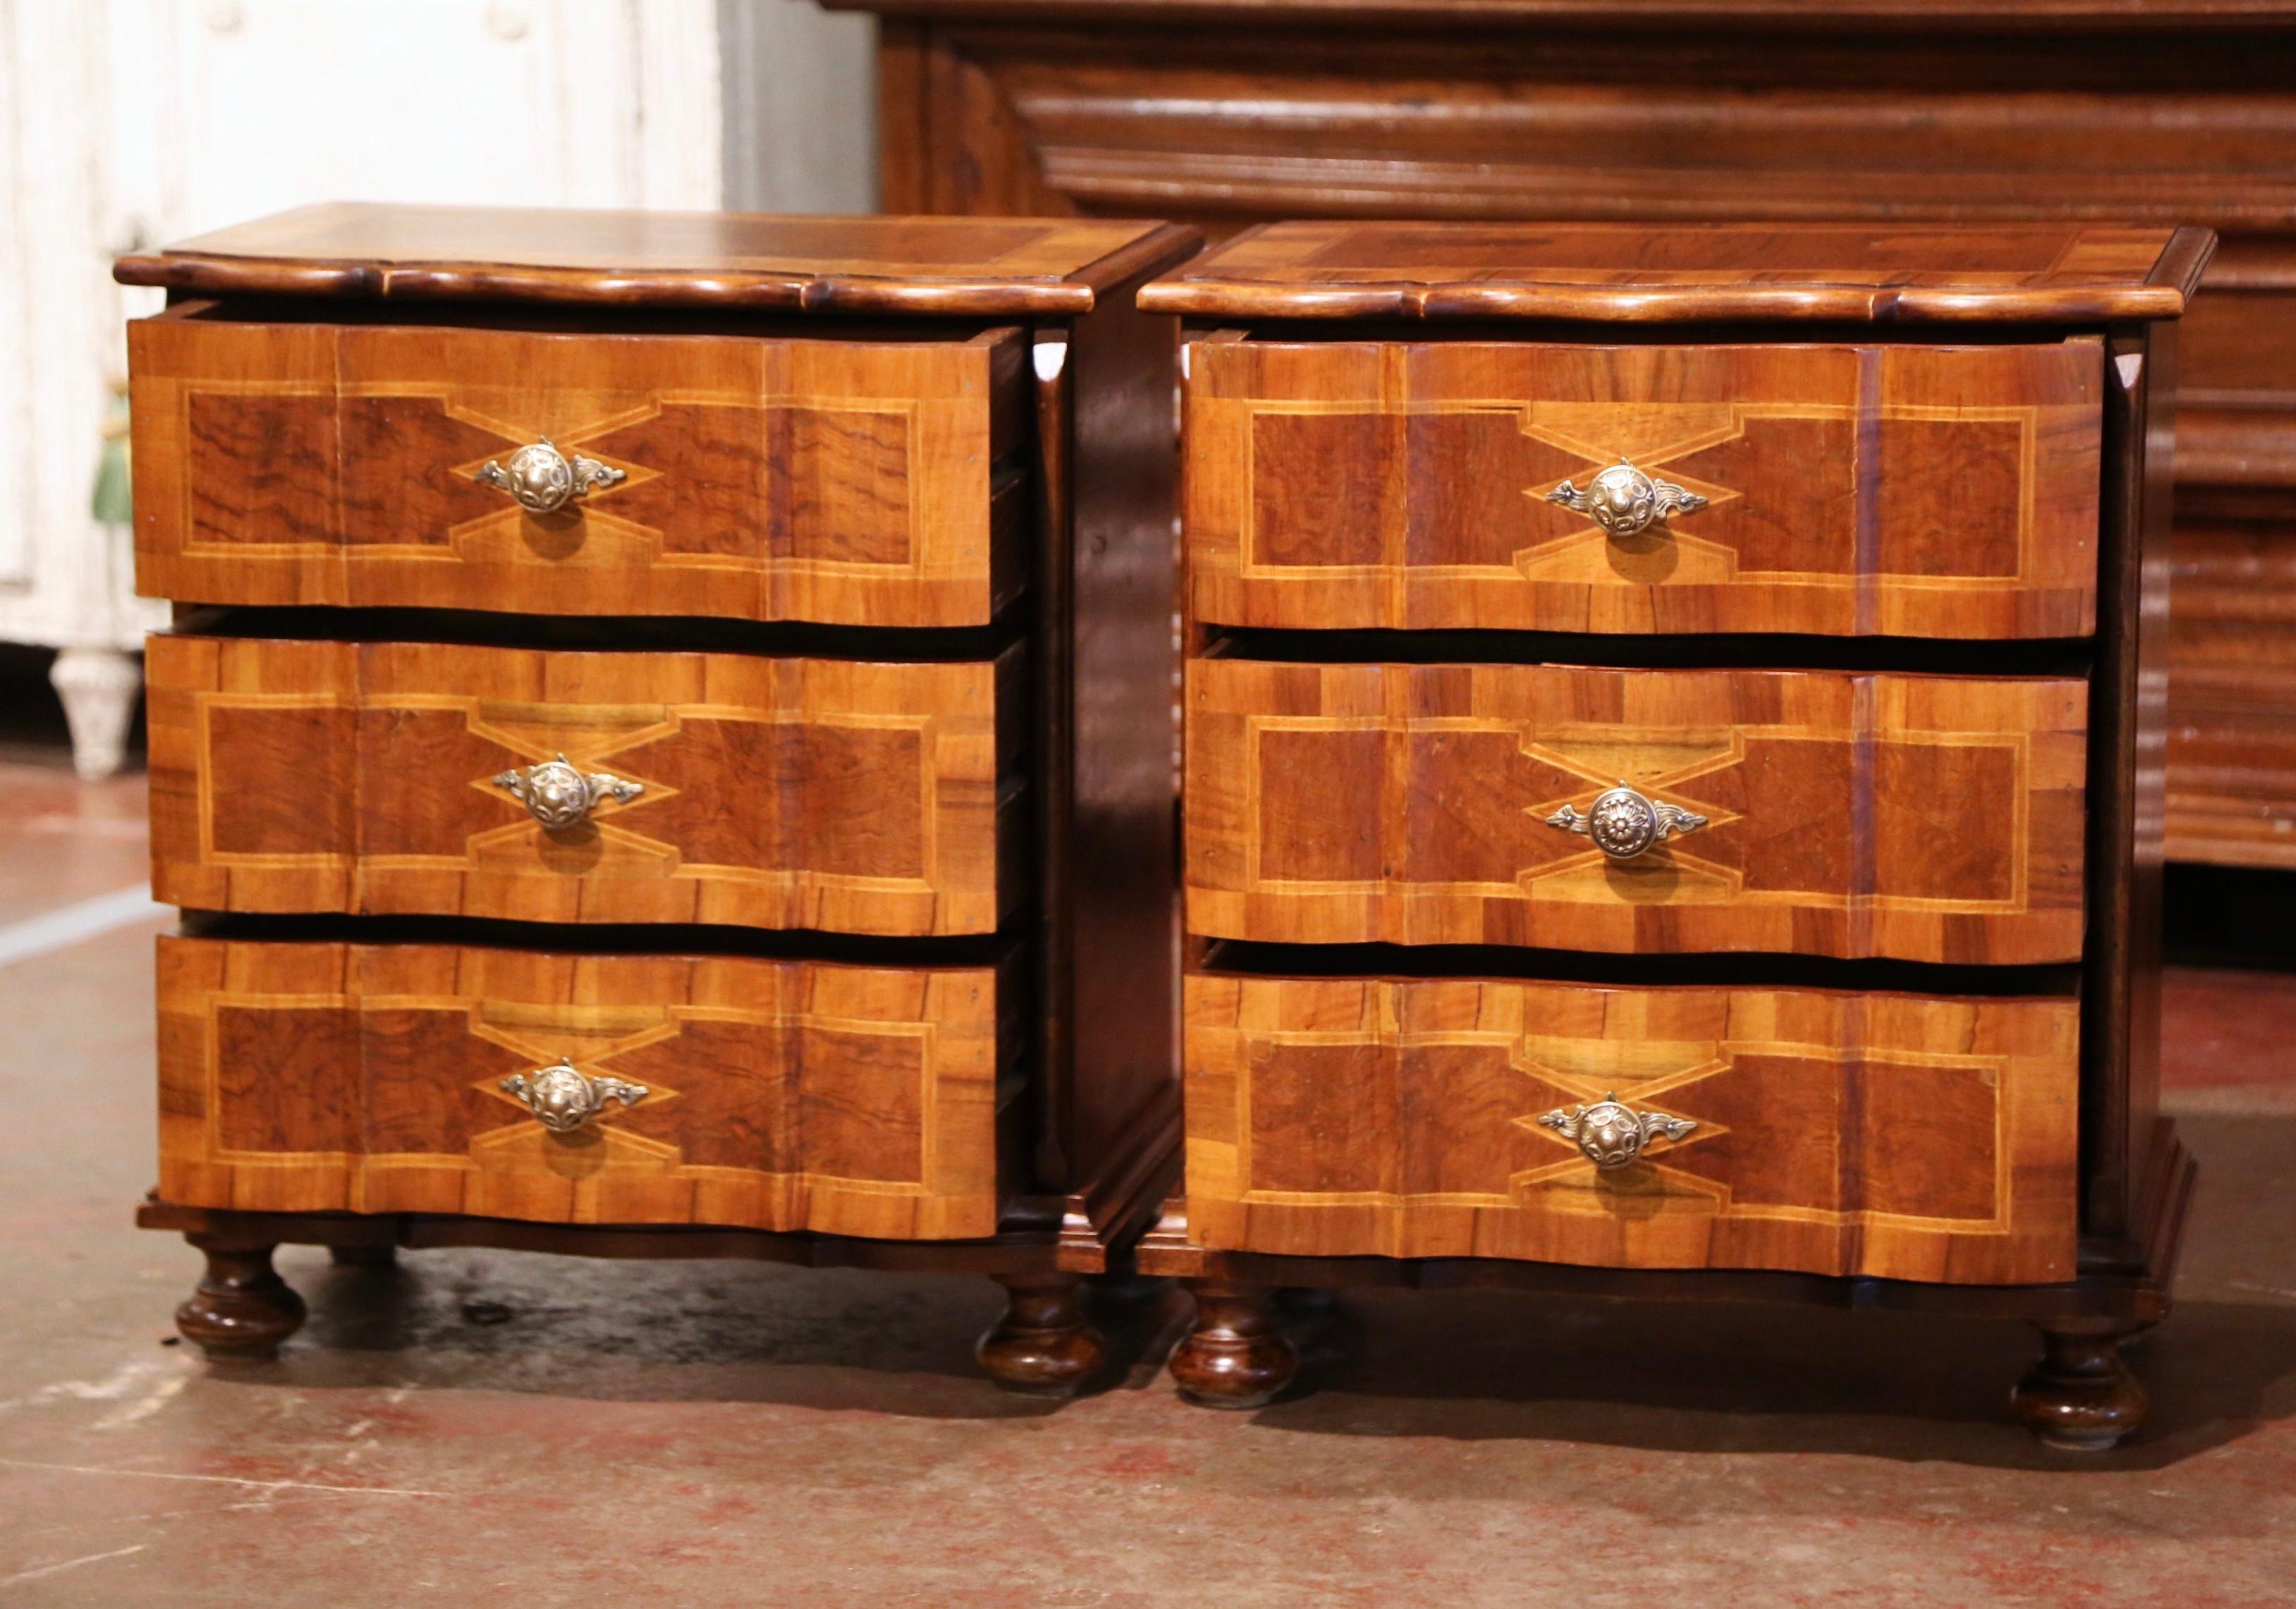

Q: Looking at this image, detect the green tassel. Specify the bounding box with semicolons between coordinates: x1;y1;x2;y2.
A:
92;407;131;526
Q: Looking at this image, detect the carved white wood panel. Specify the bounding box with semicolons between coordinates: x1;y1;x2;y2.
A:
0;0;726;772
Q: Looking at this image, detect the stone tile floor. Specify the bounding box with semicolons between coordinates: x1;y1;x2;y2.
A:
1;755;2292;1606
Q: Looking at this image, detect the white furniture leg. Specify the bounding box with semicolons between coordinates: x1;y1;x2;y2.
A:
49;647;140;780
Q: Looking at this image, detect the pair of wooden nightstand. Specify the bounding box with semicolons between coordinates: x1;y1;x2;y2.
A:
121;210;2204;1446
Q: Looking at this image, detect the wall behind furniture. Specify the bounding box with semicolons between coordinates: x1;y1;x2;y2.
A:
720;0;875;213
2;0;876;778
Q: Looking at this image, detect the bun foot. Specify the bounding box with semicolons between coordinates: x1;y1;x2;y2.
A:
1172;1280;1299;1409
176;1238;305;1360
2013;1321;2148;1451
977;1273;1108;1397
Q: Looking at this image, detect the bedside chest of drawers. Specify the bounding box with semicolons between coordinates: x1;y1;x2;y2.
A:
1137;222;2211;1448
116;204;1197;1393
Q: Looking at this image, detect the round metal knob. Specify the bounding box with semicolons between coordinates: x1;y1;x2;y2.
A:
1537;1091;1697;1170
492;753;643;831
499;1058;649;1134
1544;781;1707;861
1546;458;1707;539
475;436;625;515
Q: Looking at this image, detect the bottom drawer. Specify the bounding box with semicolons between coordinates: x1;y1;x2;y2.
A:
1185;972;2077;1283
158;937;1015;1240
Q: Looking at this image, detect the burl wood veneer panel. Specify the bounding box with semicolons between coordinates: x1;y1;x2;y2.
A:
147;635;1024;936
1185;659;2087;962
1184;972;2078;1283
1186;338;2101;637
128;314;1027;626
157;938;1013;1238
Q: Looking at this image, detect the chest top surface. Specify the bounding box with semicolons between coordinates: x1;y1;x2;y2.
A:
1137;221;2214;324
116;202;1196;316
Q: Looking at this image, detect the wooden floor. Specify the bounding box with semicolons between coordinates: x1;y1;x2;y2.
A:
3;740;2295;1606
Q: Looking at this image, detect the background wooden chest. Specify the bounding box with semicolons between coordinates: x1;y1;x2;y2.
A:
831;0;2296;871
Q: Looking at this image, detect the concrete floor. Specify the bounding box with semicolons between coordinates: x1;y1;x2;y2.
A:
3;752;2295;1607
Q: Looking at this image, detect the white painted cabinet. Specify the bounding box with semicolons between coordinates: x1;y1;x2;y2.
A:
1;0;726;774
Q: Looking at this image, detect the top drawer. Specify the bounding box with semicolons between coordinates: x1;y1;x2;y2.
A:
128;312;1028;626
1185;338;2102;639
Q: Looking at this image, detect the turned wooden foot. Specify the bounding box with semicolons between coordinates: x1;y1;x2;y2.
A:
1171;1280;1299;1409
328;1243;397;1268
2013;1321;2149;1451
977;1274;1109;1397
176;1237;305;1360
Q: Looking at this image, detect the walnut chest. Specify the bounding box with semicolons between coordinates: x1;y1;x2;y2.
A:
118;203;1197;1393
1137;221;2211;1448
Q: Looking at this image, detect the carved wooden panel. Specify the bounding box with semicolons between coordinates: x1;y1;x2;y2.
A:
2168;323;2296;870
157;937;1013;1238
1184;971;2079;1283
147;634;1024;936
1185;658;2088;962
2166;521;2296;868
1186;338;2102;637
867;20;2293;250
128;314;1027;626
867;13;2296;867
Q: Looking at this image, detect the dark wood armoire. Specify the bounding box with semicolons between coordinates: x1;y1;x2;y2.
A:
822;0;2296;870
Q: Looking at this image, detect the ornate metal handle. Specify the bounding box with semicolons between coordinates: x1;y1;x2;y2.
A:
493;753;643;830
499;1057;649;1134
475;437;625;515
1546;781;1707;861
1546;458;1706;538
1538;1091;1697;1170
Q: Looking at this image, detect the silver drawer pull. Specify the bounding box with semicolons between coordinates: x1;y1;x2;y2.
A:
494;753;643;830
475;436;625;515
1544;781;1706;861
1546;458;1706;538
500;1058;648;1134
1538;1092;1697;1170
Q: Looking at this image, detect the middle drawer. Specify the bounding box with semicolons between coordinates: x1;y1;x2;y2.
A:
148;632;1025;936
1186;656;2089;963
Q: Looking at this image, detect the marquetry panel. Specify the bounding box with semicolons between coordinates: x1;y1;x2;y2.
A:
147;634;1025;936
128;314;1027;626
157;938;1013;1238
1185;338;2102;637
1184;972;2078;1282
1185;659;2087;962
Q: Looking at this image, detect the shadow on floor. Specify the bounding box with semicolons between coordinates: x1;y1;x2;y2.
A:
1233;1288;2296;1474
191;1250;1193;1421
190;1238;2295;1473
